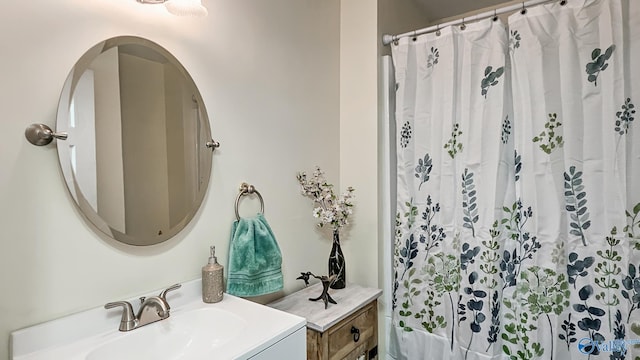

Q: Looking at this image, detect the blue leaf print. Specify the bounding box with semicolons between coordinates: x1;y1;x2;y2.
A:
419;195;445;260
499;200;541;289
461;168;479;237
427;47;439;68
615;98;636;135
481;65;504;98
622;263;640;323
573;285;605;356
400;121;412;148
460;242;481;273
567;252;595;289
399;234;418;280
464;271;486;360
586;44;615;86
564;166;591;246
415;153;433;190
486;291;500;350
610;310;626;359
509;30;521;53
501;115;511;144
514;150;522;182
559;313;578;350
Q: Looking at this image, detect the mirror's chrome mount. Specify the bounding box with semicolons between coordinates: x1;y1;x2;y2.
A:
206;139;220;152
25;123;68;146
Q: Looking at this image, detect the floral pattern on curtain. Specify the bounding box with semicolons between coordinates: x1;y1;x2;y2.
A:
390;1;640;359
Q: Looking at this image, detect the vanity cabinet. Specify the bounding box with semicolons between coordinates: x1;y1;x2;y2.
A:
268;283;382;360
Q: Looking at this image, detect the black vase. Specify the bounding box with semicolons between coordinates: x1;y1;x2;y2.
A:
328;230;346;289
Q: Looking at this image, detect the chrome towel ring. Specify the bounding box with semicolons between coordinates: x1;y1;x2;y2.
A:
235;182;265;220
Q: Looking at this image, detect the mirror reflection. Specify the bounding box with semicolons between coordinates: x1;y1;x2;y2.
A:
56;36;213;246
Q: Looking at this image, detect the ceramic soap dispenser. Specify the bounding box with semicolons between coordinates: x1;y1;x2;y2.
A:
202;246;224;303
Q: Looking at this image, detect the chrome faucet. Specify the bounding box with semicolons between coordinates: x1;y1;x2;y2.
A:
105;283;181;331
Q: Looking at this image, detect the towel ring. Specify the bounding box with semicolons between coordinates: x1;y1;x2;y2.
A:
235;182;265;220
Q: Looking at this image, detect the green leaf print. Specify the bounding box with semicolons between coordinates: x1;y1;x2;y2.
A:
480;221;501;289
444;123;463;158
625;202;640;250
418;288;447;333
404;198;418;229
482;222;501;350
511;267;570;360
532;113;564;154
426;253;461;351
398;267;420;332
594;227;622;332
501;297;544;360
586;44;615;86
564;166;591;246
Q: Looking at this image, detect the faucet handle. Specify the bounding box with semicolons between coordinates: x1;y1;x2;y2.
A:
159;283;182;300
105;301;137;331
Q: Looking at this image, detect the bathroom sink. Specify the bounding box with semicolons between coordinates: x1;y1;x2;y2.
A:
11;279;306;360
86;308;246;360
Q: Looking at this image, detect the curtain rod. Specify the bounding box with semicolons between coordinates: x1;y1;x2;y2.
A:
382;0;566;46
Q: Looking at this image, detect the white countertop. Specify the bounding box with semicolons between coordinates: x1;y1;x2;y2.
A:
10;279;305;360
267;283;382;332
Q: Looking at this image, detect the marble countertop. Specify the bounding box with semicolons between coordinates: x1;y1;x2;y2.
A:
267;283;382;333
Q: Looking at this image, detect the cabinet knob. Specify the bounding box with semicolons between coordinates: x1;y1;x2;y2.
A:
351;326;360;342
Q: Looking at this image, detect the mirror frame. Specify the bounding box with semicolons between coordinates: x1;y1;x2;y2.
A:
55;36;213;246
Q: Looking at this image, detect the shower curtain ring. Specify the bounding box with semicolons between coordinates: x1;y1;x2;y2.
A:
521;2;527;15
460;18;466;30
412;31;417;41
435;24;441;37
493;9;498;22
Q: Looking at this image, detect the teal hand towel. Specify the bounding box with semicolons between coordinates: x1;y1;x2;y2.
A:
226;213;283;297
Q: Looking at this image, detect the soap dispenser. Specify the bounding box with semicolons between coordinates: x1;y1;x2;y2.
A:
202;246;224;303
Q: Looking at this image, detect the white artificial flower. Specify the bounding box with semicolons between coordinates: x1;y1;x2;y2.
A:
297;166;355;231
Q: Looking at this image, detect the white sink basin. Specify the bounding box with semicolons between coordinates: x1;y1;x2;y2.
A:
11;280;306;360
86;308;246;360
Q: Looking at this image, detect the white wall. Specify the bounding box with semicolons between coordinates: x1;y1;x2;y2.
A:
340;0;379;289
0;0;340;358
340;1;430;359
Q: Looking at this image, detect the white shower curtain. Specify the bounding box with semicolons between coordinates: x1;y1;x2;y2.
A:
390;0;640;359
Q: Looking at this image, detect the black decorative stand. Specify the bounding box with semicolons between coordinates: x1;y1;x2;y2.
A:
296;272;338;309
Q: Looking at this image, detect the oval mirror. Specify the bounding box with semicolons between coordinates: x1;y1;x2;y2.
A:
56;36;213;246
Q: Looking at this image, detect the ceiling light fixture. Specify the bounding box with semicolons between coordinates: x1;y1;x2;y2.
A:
137;0;208;17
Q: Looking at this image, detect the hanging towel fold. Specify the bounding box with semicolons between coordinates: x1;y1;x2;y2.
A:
226;213;283;297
